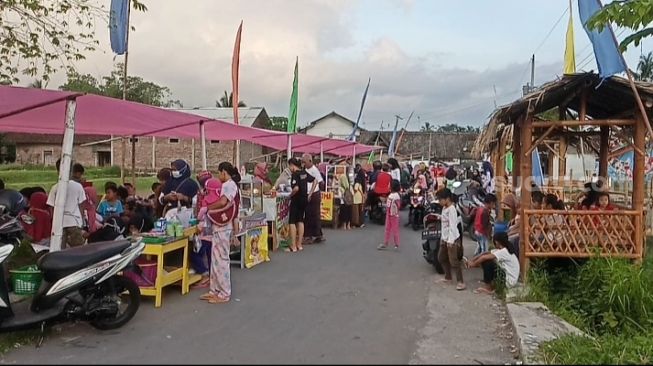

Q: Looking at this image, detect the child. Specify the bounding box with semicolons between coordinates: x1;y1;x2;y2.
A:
592;192;616;211
97;184;124;222
435;188;466;290
193;176;222;288
378;180;401;251
467;232;520;294
473;194;496;255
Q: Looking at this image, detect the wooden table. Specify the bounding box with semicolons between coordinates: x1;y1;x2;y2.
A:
139;227;202;308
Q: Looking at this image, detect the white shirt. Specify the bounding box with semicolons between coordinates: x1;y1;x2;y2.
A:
47;180;87;228
221;179;239;203
492;248;520;287
441;205;460;244
305;165;323;196
390;168;401;182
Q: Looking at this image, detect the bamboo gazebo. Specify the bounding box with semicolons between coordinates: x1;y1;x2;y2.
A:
474;73;653;273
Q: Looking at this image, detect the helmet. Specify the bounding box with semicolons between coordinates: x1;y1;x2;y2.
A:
0;189;27;216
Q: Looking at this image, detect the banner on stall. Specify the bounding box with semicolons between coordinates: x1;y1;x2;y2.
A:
321;191;334;221
245;226;269;269
275;196;291;249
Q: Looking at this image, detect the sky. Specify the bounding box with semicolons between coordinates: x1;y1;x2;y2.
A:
43;0;653;131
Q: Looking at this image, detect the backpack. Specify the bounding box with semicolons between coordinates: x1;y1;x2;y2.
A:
343;187;354;205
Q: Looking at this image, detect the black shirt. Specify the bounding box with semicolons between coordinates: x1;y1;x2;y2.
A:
291;169;314;203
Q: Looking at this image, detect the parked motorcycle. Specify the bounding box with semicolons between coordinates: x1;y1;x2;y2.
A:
421;200;444;274
408;186;427;231
369;194;388;225
0;190;29;246
0;239;144;332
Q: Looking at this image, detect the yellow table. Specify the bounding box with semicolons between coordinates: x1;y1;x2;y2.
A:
139;227;202;308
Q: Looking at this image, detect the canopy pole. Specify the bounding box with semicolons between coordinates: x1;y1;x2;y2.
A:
379;149;384;161
120;137;126;183
110;135;115;166
200;121;207;170
287;135;292;159
151;137;156;170
131;136;136;186
320;141;324;163
51;98;77;252
352;144;356;166
235;140;241;171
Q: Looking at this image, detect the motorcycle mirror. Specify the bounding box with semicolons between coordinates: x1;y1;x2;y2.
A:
20;214;35;225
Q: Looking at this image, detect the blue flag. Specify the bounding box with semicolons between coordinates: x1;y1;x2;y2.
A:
532;148;544;187
110;0;129;55
578;0;626;79
348;78;371;141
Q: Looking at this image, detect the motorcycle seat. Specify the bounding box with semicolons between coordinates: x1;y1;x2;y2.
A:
38;240;131;281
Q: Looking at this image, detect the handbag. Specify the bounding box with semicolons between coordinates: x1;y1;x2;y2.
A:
207;191;240;227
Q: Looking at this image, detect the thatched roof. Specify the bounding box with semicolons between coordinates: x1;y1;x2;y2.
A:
472;73;653;157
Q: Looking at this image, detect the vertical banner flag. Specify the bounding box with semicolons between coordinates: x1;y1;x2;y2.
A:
564;0;576;74
288;57;299;133
578;0;626;79
109;0;129;55
388;118;400;158
347;78;371;141
532;148;544;187
232;21;243;125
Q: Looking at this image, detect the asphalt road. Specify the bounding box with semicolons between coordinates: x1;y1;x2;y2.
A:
1;212;516;365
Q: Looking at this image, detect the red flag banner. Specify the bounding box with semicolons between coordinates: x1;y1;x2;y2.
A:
232;21;243;125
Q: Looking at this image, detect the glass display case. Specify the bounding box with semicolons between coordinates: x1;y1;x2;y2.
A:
239;176;264;216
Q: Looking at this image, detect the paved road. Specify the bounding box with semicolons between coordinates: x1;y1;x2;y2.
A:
1;212;516;364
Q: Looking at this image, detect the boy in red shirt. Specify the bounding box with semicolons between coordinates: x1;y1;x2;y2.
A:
473;194;497;255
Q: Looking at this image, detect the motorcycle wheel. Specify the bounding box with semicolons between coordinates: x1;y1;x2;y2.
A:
90;275;141;330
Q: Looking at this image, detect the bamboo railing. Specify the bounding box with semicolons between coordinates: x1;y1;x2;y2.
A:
523;209;643;259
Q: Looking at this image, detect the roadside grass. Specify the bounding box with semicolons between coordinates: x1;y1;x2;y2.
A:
0;329;49;356
523;254;653;364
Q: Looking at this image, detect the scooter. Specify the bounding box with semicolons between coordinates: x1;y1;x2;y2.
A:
0;238;145;332
421;200;444;274
408;186;427;231
369;194;388;225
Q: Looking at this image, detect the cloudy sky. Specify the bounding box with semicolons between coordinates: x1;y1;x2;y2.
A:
46;0;653;131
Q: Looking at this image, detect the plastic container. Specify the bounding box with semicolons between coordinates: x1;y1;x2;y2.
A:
10;265;43;295
166;220;176;237
175;223;184;237
494;221;509;235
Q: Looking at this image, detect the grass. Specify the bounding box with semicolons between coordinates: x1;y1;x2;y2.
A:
0;329;48;356
523;255;653;364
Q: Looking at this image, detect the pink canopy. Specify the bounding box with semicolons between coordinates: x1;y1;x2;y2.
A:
0;86;380;156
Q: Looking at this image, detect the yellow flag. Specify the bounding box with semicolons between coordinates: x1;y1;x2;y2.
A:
564;1;576;74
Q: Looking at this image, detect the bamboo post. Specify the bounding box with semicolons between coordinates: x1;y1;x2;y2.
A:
151;137;156;170
200;121;207;170
558;136;567;187
131;136;136;186
633;112;646;259
513;123;522;191
191;138;196;170
599;126;610;180
120;137;126;183
497;139;506;221
519;114;533;278
50;98;77;252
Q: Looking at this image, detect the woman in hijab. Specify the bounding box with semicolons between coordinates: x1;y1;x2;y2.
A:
481;161;495;194
338;173;353;230
162;160;199;210
23;191;51;243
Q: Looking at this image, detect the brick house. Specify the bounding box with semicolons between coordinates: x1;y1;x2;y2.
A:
6;107;271;172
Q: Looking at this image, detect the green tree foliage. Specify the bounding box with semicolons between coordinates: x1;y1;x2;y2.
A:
59;63;182;107
0;0;147;85
637;51;653;81
267;116;288;131
216;91;246;108
420;122;435;132
421;122;480;133
588;0;653;51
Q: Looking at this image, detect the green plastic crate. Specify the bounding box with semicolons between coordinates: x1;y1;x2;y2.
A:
10;265;43;295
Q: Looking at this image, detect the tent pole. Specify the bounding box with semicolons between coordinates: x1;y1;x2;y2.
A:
287;135;292;159
120;137;126;183
191;138;196;171
320;141;324;163
200;121;207;170
131;136;136;187
51;98;77;252
151;137;156;170
235;140;241;171
379;149;384;161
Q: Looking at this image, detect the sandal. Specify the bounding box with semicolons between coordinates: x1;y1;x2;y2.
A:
456;283;467;291
192;280;210;289
473;287;494;295
435;278;452;284
377;244;388;250
284;247;298;253
297;246;304;251
208;295;230;304
199;292;214;301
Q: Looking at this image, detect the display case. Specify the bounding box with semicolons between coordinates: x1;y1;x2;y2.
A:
239;176;264;216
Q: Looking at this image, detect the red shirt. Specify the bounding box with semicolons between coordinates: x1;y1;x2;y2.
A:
474;207;491;237
374;172;392;195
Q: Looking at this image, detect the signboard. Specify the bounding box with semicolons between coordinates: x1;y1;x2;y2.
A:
275;196;291;249
244;226;269;269
320;191;334;221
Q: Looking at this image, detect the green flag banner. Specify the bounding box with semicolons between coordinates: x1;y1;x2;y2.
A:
287;57;299;133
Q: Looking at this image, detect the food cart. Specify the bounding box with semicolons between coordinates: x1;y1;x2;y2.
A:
230;177;270;269
322;164;349;228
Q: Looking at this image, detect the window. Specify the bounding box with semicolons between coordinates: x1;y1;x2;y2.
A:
129;137;139;143
97;151;111;167
211;140;220;144
169;138;180;144
43;150;54;166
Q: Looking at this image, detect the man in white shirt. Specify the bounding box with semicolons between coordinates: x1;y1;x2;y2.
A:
302;153;325;243
47;159;87;248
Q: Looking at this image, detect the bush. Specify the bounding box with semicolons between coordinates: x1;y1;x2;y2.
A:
541;332;653;365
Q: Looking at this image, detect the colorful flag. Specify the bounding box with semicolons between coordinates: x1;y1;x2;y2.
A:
347;77;371;141
232;21;243;125
578;0;626;79
387;118;400;158
288;57;299;133
367;150;375;163
564;0;576;74
109;0;129;55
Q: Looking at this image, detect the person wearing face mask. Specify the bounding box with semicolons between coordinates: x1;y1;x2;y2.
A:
162;160;199;211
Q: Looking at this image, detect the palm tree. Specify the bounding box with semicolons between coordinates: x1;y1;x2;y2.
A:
636;52;653;82
29;79;43;89
215;91;246;108
420;122;435;132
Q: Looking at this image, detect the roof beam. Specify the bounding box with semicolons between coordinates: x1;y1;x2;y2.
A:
532;119;636;128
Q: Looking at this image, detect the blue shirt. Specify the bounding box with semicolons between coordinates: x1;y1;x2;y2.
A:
97;200;124;219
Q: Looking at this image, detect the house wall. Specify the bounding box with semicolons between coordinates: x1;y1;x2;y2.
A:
552;146;597;180
304;115;359;140
15;143;111;167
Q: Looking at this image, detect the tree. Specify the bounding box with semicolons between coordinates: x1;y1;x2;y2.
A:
588;0;653;51
59;63;183;107
216;91;246;108
28;79;44;89
636;52;653;82
267;116;288;131
421;122;435;132
0;0;147;85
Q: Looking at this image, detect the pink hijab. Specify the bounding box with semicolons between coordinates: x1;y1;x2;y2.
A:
418;174;428;189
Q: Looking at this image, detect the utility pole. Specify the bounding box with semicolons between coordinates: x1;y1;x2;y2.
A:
390;115;402;158
530;54;535;93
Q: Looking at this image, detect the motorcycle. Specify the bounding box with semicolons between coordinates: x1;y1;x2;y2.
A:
369;194;388;225
421;199;444;274
0;189;29;246
0;238;144;332
408;186;427;231
399;187;411;211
